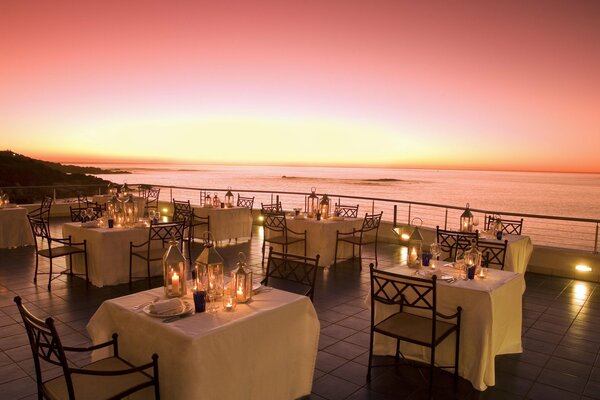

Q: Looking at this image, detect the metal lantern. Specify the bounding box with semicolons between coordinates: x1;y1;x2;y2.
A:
108;182;117;196
225;187;234;208
106;195;118;218
464;240;482;279
460;203;474;232
195;233;224;302
407;218;423;268
231;252;252;303
320;194;330;219
121;183;131;198
123;195;137;225
212;192;220;208
163;239;187;297
493;216;503;235
205;192;212;207
307;187;319;218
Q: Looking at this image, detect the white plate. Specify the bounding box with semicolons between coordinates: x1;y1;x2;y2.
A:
253;282;262;292
415;270;454;281
143;301;193;318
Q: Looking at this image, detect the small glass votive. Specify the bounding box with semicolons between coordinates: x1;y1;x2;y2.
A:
421;251;431;267
478;266;487;279
222;291;237;312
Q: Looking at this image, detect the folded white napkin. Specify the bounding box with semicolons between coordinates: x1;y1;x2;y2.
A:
149;298;183;315
81;221;99;228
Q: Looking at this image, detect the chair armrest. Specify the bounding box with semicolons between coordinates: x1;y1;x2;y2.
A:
130;240;150;249
437;306;462;320
336;228;359;237
68;355;158;377
286;228;306;237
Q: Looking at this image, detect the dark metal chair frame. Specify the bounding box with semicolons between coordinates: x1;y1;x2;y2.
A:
263;248;320;301
435;227;479;261
129;221;186;287
478;239;509;270
143;187;161;217
28;215;88;291
334;203;360;218
30;195;53;222
260;202;283;215
69;205;102;222
237;194;255;238
334;212;383;269
261;214;307;267
484;215;524;235
172;199;209;261
14;296;160;400
367;265;462;399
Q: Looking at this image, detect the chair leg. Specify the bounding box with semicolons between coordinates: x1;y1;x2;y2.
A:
47;258;53;291
84;250;89;287
33;254;39;283
395;339;400;360
358;245;363;270
367;329;375;382
69;254;73;275
374;241;378;267
261;240;266;267
129;252;133;286
147;260;152;288
454;331;460;384
333;238;338;268
429;346;435;400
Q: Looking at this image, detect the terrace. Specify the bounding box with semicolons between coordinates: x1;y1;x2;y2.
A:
1;219;600;400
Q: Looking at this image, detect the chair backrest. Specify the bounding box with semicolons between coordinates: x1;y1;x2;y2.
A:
69;206;102;222
263;214;287;235
237;195;255;209
261;202;282;215
145;188;160;202
30;196;53;221
172;199;192;222
360;212;383;236
148;221;186;247
265;249;320;300
28;215;51;247
436;227;479;261
335;203;359;218
370;264;437;315
485;215;524;235
478;240;508;270
14;296;74;398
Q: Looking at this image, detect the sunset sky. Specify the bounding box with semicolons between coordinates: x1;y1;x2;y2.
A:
1;0;599;172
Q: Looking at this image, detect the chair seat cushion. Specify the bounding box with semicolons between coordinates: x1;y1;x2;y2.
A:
39;246;84;258
132;247;166;261
374;312;457;345
43;356;153;400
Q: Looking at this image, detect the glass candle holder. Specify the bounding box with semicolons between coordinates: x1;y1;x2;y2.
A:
222;291;237;312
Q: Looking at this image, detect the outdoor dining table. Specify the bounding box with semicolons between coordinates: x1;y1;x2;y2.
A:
92;194;146;217
373;260;523;391
193;206;252;243
0;206;34;248
284;215;363;266
479;232;533;273
87;286;320;399
62;222;159;287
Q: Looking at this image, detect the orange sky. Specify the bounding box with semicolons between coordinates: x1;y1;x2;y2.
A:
1;0;599;172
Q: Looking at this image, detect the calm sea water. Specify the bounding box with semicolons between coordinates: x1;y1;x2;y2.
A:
83;164;600;218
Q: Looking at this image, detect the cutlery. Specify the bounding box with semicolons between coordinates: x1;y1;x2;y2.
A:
133;297;159;310
162;313;193;323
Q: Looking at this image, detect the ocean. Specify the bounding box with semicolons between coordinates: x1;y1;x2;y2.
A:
82;163;600;250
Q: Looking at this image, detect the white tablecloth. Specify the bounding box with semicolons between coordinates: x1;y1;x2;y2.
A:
283;217;364;266
87;287;320;400
374;260;523;391
93;195;146;217
479;233;533;273
193;206;252;243
0;207;34;248
62;222;160;287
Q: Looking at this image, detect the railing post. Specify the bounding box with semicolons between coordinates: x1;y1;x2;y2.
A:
53;188;57;203
407;204;411;225
276;195;279;206
393;205;397;227
170;187;173;202
594;223;599;254
444;208;448;229
371;200;374;214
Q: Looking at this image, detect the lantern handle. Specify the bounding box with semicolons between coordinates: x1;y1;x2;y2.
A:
237;252;246;263
410;217;423;227
200;231;216;246
311;187;316;193
465;202;470;209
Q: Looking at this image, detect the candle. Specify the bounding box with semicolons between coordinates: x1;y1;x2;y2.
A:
478;268;486;279
172;272;180;294
236;283;244;302
409;248;418;263
224;297;234;311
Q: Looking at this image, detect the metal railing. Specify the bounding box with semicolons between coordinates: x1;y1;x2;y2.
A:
2;183;599;253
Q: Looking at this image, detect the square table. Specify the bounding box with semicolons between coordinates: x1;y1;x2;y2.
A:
87;287;320;399
479;233;533;273
0;206;34;248
373;260;523;391
62;222;159;287
283;216;364;266
193;206;252;243
93;195;146;217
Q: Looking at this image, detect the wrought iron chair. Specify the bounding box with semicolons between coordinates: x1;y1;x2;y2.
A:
484;215;524;235
69;206;102;222
76;193;101;210
237;194;255;238
334;203;359;218
367;265;462;399
261;214;306;267
129;221;186;287
435;227;479;261
30;195;53;222
14;296;160;400
172;199;209;261
334;212;383;269
143;187;161;217
28;215;88;290
260;202;283;215
478;239;509;270
263;248;320;301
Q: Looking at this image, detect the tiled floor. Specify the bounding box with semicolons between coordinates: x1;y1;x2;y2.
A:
1;220;600;399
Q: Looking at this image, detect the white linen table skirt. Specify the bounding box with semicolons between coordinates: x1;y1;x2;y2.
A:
193;206;252;243
87;287;320;400
373;261;523;391
479;233;533;273
0;207;34;248
281;217;363;266
62;222;160;287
